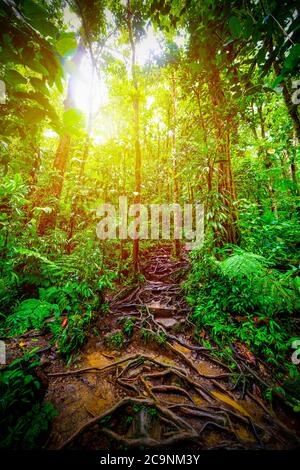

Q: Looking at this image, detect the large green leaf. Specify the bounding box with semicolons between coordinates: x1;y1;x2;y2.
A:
55;34;77;58
5;69;27;86
272;75;284;88
228;16;242;39
22;0;58;38
14;91;50;108
22;107;46;125
283;44;300;74
29;77;49;96
63;108;85;134
27;60;49;77
40;48;62;84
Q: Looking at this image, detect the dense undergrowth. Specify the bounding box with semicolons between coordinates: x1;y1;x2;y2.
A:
0;241;119;448
0;243;117;358
186;215;300;410
0;177;121;448
0;351;57;449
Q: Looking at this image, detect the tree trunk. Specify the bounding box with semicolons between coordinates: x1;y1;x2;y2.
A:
290;153;299;196
208;62;240;245
171;73;180;256
38;41;85;235
67;64;94;253
273;61;300;140
127;0;142;272
257;104;278;216
194;87;213;197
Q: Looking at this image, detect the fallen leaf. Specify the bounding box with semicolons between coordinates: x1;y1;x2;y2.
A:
234;341;256;365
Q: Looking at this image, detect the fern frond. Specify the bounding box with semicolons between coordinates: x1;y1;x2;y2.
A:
220;249;270;279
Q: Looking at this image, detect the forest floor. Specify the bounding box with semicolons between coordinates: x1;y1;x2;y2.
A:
7;245;300;450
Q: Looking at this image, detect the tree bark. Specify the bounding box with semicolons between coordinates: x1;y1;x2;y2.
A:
38;41;85;235
208;62;240;245
257;104;278;216
273;61;300;140
127;0;142;272
171;73;180;256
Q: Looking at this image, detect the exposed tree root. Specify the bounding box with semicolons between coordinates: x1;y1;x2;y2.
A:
58;396;199;450
165;341;232;380
57;398;152;449
48;354;141;377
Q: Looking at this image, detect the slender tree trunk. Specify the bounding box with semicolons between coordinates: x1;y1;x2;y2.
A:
194;87;213;197
127;0;142;272
38;41;85;235
273;61;300;140
207;61;240;245
67;63;94;253
290;153;299;196
207;163;213;192
28;143;41;195
171;73;180;256
257;104;278;216
280;150;289;181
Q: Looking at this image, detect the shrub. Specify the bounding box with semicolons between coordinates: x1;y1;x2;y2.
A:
0;353;57;449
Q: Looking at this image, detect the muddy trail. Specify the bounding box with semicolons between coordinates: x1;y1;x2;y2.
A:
43;245;300;450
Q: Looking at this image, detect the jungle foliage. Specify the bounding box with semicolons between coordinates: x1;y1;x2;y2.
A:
0;0;300;447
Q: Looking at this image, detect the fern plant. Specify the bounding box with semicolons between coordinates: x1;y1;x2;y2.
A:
2;299;59;336
187;245;300;372
219;248;299;315
220;249;269;278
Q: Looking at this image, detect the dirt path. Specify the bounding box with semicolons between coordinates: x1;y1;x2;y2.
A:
44;245;300;450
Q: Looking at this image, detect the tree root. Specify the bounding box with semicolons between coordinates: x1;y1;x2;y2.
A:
143;367;215;403
102;428;197;447
166;341;232;380
57;397;153;449
48;354;186;378
48;354;141;377
58;396;198;450
151;385;196;404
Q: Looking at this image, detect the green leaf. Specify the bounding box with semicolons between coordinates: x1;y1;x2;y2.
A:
63;108;85;133
5;69;27;86
14;91;50;108
55;74;64;93
23;0;47;21
272;75;284;88
22;0;58;37
283;44;300;73
0;46;20;65
28;60;49;77
55;34;77;58
228;16;242;39
29;77;49;95
23;107;46;125
241;17;253;39
40;48;62;83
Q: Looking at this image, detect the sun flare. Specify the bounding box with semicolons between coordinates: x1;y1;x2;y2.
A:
72;55;108;117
